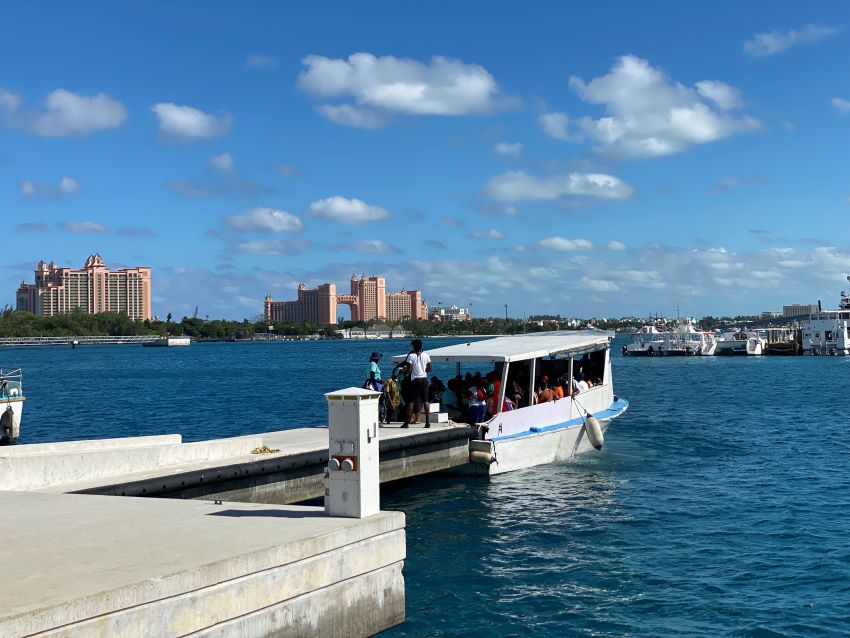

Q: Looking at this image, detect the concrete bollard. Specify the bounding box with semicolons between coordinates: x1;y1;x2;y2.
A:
324;387;381;518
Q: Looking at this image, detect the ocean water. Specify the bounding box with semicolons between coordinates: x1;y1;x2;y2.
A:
5;338;850;637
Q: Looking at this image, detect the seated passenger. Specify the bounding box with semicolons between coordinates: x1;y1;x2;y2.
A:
553;378;565;399
573;372;589;394
538;380;557;403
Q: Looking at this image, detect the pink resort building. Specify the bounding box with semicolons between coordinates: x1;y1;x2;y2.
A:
16;254;152;320
264;275;428;325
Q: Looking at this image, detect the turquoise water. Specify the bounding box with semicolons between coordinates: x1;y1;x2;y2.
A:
7;339;850;637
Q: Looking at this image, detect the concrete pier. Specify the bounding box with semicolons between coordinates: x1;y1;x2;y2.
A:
0;491;405;637
0;424;477;503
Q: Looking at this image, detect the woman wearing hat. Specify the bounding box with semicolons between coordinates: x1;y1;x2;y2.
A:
366;352;384;393
366;351;387;423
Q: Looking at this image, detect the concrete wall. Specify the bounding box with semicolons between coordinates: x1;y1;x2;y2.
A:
0;493;406;638
0;434;181;457
0;436;264;491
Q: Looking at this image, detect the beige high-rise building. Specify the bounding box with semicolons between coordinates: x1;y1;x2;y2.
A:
264;275;427;325
16;254;152;320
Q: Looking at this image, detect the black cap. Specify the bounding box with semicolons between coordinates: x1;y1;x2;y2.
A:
370;351;382;361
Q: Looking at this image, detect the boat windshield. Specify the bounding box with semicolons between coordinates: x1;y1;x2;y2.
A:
0;368;23;397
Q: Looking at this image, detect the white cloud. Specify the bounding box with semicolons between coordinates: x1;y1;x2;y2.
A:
317;104;387;129
494;142;522;157
20;176;80;199
615;269;666;288
29;89;126;137
530;267;558;278
60;176;80;194
235;239;311;255
832;97;850;114
152;103;232;140
331;240;401;254
607;240;627;251
539;112;579;141
484;170;634;202
565;55;759;158
539;236;593;251
299;52;516;127
695;81;742;110
210;152;235;172
0;88;21;114
225;208;302;232
308;196;389;224
744;25;838;57
60;221;109;234
578;276;620;292
246;54;276;68
469;229;505;240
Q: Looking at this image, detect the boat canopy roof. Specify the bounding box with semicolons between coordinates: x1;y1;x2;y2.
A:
391;330;613;364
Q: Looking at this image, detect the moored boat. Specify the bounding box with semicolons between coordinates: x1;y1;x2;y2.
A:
715;330;765;355
802;282;850;354
395;330;628;475
669;318;717;356
623;324;667;356
0;369;25;444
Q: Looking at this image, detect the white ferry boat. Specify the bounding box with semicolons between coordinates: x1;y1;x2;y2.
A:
802;282;850;355
669;318;717;356
395;330;628;475
623;319;715;356
0;369;25;444
715;330;766;355
623;325;667;356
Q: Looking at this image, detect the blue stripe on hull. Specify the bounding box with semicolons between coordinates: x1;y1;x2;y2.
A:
490;399;629;442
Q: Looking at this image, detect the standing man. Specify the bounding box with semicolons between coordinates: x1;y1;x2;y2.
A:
401;338;432;428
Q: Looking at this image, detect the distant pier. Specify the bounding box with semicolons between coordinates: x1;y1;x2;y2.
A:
0;335;161;347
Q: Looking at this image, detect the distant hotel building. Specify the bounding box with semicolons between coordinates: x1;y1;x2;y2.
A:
783;303;819;318
264;275;427;325
430;305;471;322
16;254;152;320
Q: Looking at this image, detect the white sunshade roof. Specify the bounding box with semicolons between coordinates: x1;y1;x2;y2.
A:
391;330;612;364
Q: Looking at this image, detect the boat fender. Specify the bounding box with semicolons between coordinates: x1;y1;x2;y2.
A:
584;415;604;451
1;406;12;439
470;450;496;466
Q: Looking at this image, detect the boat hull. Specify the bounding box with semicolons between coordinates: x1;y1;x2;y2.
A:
456;399;628;475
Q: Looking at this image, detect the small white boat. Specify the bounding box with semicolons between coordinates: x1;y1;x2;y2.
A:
624;319;715;356
0;369;25;444
395;330;628;475
623;324;668;356
715;330;766;355
143;337;191;347
668;318;717;356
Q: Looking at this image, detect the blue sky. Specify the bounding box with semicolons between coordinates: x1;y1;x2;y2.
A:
2;2;849;320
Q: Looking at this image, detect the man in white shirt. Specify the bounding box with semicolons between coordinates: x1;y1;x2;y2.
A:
401;338;432;428
573;372;589;394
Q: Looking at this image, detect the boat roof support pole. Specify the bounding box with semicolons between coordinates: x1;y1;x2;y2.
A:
498;361;509;413
528;358;536;407
568;357;574;393
456;361;461;379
